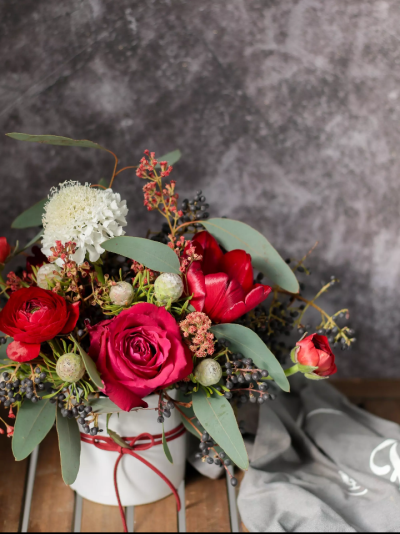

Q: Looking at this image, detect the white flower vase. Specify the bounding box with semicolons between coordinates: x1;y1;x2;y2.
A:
70;393;187;506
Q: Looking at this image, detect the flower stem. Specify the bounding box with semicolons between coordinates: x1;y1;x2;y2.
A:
284;364;300;377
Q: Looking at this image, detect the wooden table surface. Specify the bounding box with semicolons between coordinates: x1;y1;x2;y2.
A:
1;379;399;533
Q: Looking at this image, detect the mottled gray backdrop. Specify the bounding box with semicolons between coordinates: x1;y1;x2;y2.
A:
1;0;399;377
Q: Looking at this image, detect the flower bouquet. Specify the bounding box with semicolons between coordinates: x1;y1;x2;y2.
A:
0;133;354;525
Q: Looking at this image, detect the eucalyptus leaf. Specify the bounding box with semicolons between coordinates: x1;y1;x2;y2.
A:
202;218;299;293
71;336;103;390
12;398;56;460
108;429;131;449
6;133;109;151
11;198;47;229
162;423;173;464
156;149;182;167
21;229;44;251
192;388;249;470
89;397;124;414
102;236;180;274
56;410;81;485
210;323;290;392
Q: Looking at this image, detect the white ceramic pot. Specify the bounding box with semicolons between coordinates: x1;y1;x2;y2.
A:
70;394;187;506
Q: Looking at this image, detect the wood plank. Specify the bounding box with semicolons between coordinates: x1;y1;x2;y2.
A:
28;428;75;533
0;407;28;533
185;464;231;533
332;379;400;400
363;399;400;425
135;494;178;532
81;500;124;533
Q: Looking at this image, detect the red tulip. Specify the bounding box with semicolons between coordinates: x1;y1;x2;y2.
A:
185;231;271;323
0;237;11;264
295;334;337;377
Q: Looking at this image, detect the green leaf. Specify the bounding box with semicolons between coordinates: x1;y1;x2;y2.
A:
192;388;249;470
108;429;131;449
6;133;109;151
12;398;56;460
56;409;81;485
21;229;44;251
162;423;173;464
156;149;182;167
89;397;124;414
11;198;47;229
71;336;103;390
210;323;290;392
102;236;181;274
202;218;299;293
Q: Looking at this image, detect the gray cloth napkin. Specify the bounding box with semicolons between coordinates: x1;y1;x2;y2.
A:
238;376;400;532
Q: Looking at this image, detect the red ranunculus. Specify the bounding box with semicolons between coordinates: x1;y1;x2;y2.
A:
185;231;272;323
0;287;80;362
88;303;193;411
0;237;11;264
295;333;337;377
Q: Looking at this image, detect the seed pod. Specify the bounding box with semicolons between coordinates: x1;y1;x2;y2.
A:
56;353;85;383
194;359;222;387
154;273;184;306
36;264;62;289
109;281;135;306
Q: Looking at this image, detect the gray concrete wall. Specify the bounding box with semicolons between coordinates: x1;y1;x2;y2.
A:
1;0;399;377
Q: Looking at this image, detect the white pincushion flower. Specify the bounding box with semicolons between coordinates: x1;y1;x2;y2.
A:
41;181;128;266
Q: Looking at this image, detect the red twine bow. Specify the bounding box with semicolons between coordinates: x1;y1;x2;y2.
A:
81;423;185;532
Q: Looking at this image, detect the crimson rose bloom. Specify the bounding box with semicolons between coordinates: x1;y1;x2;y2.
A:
0;237;11;264
296;333;337;377
88;303;193;411
186;231;272;323
0;287;80;362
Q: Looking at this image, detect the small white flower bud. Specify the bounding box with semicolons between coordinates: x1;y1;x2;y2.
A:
154;273;184;306
109;281;135;306
36;263;62;289
194;359;222;387
56;353;85;383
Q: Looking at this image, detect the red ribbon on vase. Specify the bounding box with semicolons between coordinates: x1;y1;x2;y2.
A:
81;423;186;533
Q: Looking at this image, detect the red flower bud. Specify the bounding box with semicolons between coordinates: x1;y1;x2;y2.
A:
0;237;11;264
295;334;337;377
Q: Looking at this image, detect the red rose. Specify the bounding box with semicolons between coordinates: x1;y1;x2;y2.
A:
88;303;193;411
295;334;337;377
0;287;80;362
185;231;272;323
0;237;11;264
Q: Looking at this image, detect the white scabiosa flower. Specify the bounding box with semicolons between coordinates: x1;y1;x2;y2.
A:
41;181;128;266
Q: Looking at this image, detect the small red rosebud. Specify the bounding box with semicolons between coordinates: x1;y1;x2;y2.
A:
8;407;15;419
0;237;11;264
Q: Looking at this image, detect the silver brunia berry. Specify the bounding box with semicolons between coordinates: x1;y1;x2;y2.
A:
194;359;222;387
154;273;184;306
56;353;85;383
109;281;135;306
36;263;62;289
